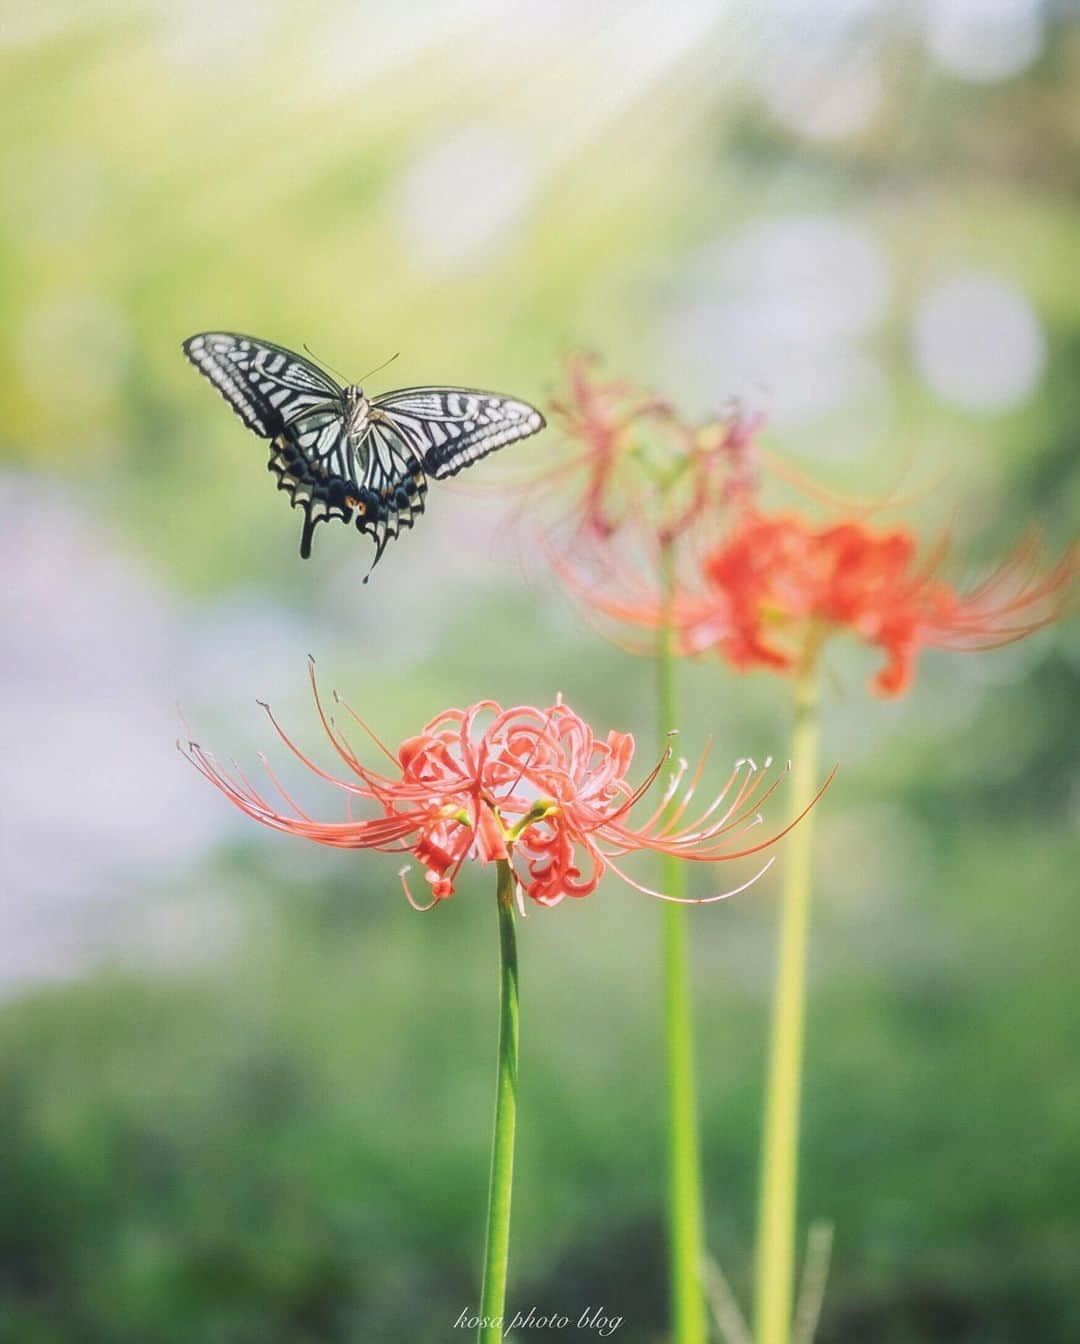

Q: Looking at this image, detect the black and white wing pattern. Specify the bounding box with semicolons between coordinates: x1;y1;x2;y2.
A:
182;332;340;436
185;332;355;560
183;333;546;571
265;411;359;561
336;417;426;570
371;388;546;479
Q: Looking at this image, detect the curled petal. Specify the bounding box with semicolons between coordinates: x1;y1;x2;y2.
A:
184;679;821;909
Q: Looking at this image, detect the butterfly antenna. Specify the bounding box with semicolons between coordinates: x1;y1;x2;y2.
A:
358;352;400;384
302;343;350;384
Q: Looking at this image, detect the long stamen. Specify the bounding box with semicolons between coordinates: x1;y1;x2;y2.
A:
672;765;837;861
257;752;313;820
398;866;439;912
255;698;374;797
585;743;674;832
331;686;401;766
306;662;401;797
686;762;792;843
602;852;776;903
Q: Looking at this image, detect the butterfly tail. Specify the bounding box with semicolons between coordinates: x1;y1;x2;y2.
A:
299;512;317;560
267;437;353;561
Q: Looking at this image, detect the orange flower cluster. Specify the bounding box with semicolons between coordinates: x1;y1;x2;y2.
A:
560;510;1076;696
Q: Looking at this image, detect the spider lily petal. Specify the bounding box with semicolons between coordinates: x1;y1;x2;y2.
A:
182;673;820;908
526;355;763;547
556;510;1077;697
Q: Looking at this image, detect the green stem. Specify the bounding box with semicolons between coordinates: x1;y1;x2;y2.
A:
478;860;520;1344
754;658;821;1344
658;544;708;1344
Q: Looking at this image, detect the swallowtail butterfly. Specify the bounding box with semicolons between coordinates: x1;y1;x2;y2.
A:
182;332;545;571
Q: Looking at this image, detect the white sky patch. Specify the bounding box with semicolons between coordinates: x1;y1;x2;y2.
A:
662;213;891;425
0;476;320;995
391;0;725;270
396;125;537;270
308;0;514;98
755;51;883;140
754;0;889;24
741;0;890;139
0;478;220;990
556;0;723;141
923;0;1044;83
720;214;891;336
154;0;278;75
912;272;1046;413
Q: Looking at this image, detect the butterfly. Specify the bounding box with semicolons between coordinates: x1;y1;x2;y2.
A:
182;332;546;571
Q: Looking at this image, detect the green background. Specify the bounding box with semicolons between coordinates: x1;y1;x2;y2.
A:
1;3;1077;1341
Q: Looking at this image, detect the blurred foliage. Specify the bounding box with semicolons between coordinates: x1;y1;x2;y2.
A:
1;3;1078;1342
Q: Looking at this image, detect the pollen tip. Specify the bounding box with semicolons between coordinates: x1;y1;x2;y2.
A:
764;755;773;768
332;689;341;703
306;653;316;667
255;699;270;711
398;864;412;878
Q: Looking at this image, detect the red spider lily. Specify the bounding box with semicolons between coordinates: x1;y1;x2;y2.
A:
556;510;1077;696
654;405;763;547
536;353;671;540
531;355;762;545
181;665;826;910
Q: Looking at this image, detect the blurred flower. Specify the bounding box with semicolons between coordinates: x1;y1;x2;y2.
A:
558;510;1077;696
183;665;818;910
531;354;761;546
537;353;668;539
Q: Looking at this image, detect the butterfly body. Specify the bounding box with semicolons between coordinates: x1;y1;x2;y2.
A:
182;332;545;571
338;385;370;439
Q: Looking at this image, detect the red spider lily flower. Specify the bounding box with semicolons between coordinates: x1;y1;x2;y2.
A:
536;353;671;540
654;404;764;547
181;665;826;910
557;510;1077;697
530;355;763;545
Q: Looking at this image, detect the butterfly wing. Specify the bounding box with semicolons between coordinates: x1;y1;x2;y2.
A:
183;332;341;436
264;405;429;567
351;418;430;570
371;387;545;479
185;332;356;558
266;412;358;559
182;342;546;569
